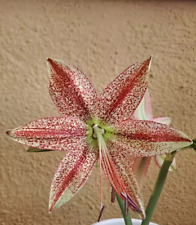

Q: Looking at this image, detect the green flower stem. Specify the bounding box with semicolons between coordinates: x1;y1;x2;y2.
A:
141;153;175;225
116;193;132;225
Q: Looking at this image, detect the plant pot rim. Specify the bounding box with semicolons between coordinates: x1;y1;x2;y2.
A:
92;218;158;225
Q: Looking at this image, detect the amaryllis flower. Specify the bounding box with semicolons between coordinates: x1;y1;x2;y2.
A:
6;57;192;218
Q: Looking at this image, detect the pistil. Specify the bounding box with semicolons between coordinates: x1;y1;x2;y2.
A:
92;124;105;139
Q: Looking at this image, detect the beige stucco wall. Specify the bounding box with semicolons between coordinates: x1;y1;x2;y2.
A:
1;1;196;225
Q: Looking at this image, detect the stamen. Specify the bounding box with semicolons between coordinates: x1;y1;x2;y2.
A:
121;193;129;215
97;205;106;222
99;142;103;208
94;124;130;218
111;186;116;203
95;124;127;198
121;192;142;213
93;124;105;208
127;194;142;213
121;192;126;199
125;195;129;216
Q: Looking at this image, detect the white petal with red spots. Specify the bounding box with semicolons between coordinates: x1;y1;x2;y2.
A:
48;59;97;121
49;145;98;211
113;119;192;157
7;117;88;151
94;57;152;123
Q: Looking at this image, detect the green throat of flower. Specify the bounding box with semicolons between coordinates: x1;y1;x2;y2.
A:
87;117;116;148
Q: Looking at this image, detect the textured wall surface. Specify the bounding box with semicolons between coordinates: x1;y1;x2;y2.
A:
0;1;196;225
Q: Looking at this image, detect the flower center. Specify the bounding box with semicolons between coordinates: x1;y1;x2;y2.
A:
92;124;105;139
87;117;115;148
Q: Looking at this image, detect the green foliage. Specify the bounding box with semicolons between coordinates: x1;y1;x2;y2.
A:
27;147;54;152
190;139;196;151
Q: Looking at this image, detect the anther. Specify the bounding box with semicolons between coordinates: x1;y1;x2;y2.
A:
111;187;116;203
121;192;142;213
97;205;106;222
125;195;129;216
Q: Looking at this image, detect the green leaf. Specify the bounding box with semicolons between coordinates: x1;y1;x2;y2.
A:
27;147;54;152
190;139;196;151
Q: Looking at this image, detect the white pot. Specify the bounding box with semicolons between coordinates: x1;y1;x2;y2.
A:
92;218;158;225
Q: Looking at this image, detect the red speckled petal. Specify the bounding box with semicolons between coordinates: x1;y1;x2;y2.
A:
49;145;98;212
152;117;171;125
94;57;152;123
107;149;145;217
111;119;192;157
6;117;88;151
47;58;97;121
132;157;151;188
134;88;153;120
153;116;175;171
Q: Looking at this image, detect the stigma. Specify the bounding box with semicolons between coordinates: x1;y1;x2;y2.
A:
92;124;105;139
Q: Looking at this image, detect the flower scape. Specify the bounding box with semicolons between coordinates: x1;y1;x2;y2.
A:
6;57;192;219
